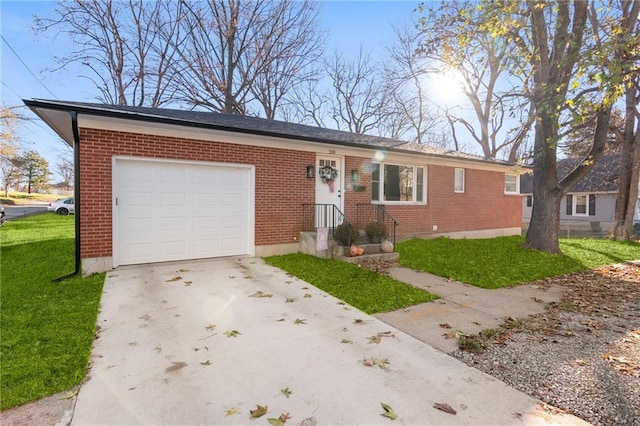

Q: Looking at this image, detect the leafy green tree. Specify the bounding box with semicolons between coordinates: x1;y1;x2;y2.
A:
471;0;638;253
19;151;51;194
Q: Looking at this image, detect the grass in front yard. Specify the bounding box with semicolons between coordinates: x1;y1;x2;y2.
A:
264;253;437;314
0;214;104;410
397;235;640;289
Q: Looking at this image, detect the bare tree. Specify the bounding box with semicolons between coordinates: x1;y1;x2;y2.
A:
173;0;322;118
417;0;534;161
56;156;74;191
1;106;26;196
35;0;181;107
384;26;442;144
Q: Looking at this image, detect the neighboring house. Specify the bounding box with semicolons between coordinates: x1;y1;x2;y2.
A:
26;99;524;275
520;152;640;232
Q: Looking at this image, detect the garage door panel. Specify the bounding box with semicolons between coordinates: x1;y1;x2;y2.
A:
115;159;252;266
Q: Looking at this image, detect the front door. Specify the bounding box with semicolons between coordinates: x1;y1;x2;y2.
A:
315;155;344;228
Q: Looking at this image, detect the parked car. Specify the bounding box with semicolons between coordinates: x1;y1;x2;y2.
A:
0;205;4;226
48;198;75;215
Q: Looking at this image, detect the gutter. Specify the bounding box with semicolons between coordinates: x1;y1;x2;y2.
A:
53;111;81;281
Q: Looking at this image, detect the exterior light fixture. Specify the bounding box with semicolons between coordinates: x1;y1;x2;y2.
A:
306;165;315;178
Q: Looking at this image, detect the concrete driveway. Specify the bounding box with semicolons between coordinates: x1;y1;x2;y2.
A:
72;257;586;425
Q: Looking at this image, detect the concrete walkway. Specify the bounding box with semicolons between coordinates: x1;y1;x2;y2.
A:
69;258;584;425
375;267;566;353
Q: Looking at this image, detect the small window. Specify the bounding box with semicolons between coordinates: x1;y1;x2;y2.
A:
566;194;596;216
575;195;588;215
526;195;533;207
504;174;518;194
454;168;465;193
371;163;380;202
416;167;424;202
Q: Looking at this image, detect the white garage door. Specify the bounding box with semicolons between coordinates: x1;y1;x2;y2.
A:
114;158;254;267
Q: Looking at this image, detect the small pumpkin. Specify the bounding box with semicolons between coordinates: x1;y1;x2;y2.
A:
357;247;364;256
349;244;359;257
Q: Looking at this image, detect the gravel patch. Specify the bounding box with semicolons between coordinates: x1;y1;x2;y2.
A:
452;262;640;426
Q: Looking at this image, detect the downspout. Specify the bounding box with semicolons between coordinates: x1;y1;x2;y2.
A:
54;111;81;281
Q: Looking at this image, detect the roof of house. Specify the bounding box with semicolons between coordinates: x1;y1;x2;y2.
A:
519;152;621;194
24;99;521;168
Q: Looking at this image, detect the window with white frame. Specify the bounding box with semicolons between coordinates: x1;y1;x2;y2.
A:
566;194;596;216
372;162;426;203
454;168;465;193
574;194;588;215
504;174;518;194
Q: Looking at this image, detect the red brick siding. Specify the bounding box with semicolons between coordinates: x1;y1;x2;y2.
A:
78;128;314;259
343;159;521;237
78;128;520;260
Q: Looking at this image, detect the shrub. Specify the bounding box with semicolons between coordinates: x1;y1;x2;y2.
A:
365;221;388;242
333;222;358;246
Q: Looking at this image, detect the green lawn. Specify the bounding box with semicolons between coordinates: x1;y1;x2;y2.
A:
397;235;640;289
0;213;104;410
264;253;437;314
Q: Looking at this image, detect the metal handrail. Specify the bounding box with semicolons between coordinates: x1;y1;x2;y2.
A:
356;203;398;246
302;203;353;234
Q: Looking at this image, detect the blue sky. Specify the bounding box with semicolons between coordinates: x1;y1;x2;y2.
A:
1;1;422;181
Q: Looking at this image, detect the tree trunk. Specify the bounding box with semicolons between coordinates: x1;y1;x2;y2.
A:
524;184;563;254
612;141;639;240
612;83;640;240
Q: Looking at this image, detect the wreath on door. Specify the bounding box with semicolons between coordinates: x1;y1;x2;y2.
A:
318;165;339;192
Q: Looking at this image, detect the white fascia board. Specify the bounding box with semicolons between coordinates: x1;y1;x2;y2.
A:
78;114;518;173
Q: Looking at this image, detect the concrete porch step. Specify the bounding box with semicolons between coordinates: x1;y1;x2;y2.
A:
341;252;399;264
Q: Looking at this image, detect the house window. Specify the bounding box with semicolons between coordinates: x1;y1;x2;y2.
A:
566;194;596;216
526;195;533;207
575;195;588;215
454;168;465;193
371;163;380;202
372;162;426;204
504;174;518;194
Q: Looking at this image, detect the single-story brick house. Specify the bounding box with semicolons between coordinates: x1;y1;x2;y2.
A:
520;152;640;234
26;99;524;275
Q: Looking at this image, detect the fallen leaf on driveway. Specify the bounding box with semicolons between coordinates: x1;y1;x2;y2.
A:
178;268;189;272
341;339;353;344
285;297;295;303
363;357;390;369
250;404;268;418
200;360;211;366
575;359;588;366
165;276;182;282
184;281;192;286
433;403;456;415
225;330;241;337
226;407;240;416
380;403;397;420
281;387;293;398
303;293;312;298
294;318;306;325
268;412;291;425
249;290;272;298
164;361;187;373
368;336;381;344
439;323;452;329
204;323;216;331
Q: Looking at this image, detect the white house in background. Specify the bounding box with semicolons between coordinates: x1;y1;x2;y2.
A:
520;152;640;233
